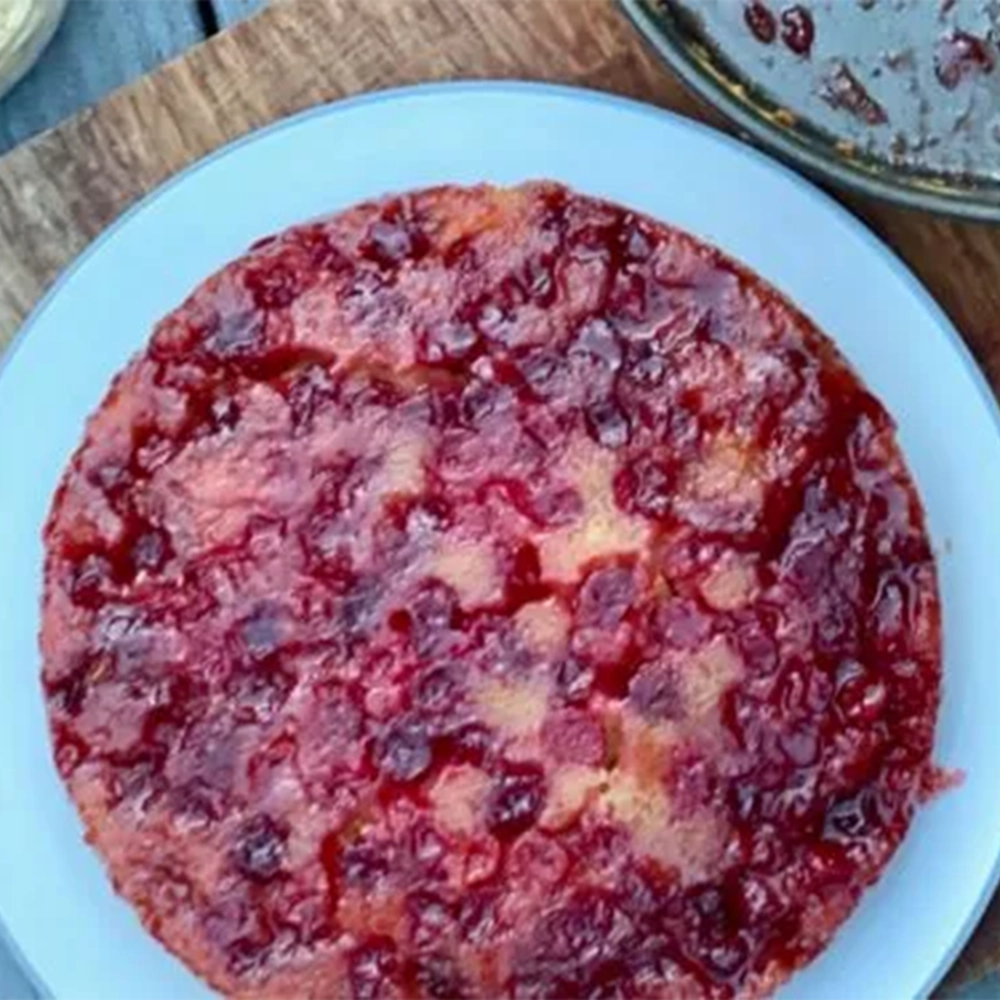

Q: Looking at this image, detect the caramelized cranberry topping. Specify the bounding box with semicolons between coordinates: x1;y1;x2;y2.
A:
42;183;941;1000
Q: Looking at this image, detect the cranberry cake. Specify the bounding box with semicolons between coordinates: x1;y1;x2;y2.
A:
41;183;943;999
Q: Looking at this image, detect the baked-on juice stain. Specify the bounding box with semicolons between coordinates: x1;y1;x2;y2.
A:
687;0;1000;178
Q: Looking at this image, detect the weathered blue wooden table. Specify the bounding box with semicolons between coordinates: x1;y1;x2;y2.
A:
0;0;265;155
0;2;997;998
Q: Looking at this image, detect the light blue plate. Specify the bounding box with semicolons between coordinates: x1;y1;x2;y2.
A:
1;81;999;1000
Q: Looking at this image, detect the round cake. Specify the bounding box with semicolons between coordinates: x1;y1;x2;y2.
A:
41;182;943;999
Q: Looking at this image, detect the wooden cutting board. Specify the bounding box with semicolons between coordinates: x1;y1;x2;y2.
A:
0;0;996;991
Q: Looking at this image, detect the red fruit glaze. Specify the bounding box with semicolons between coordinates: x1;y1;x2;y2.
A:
41;183;942;1000
744;1;777;45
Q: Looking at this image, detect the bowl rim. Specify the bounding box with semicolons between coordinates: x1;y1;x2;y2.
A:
618;0;1000;223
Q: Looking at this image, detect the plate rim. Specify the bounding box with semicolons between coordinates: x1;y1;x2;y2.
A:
2;78;1000;1000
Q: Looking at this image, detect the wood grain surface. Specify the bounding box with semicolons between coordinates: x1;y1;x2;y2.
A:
0;0;206;153
0;0;267;155
0;0;996;991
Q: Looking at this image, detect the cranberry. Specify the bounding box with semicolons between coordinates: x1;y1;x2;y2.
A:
689;886;730;929
935;31;994;90
141;681;193;747
131;526;170;574
516;890;628;997
486;764;546;839
113;752;167;807
69;553;116;608
509;480;584;528
757;771;822;835
744;1;777;44
572;626;636;695
228;660;295;724
616;453;674;521
443;235;475;269
422;322;479;364
410;580;459;654
379;716;433;783
835;660;885;720
341;839;392;887
297;226;352;273
438;721;493;765
349;938;399;1000
517;348;563;398
468;294;516;342
405;495;453;536
569;221;618;264
309;459;366;532
409;821;447;869
91;460;130;496
736;874;782;924
231;814;288;881
169;774;228;827
837;667;887;725
524;254;557;306
779;724;820;767
823;790;875;842
542;708;606;766
53;726;90;776
779;5;814;56
629;662;684;721
407;891;453;947
341;578;383;642
362;211;430;269
554;656;595;703
203;308;265;358
872;575;909;655
571;317;622;372
287;364;337;430
578;564;635;628
245;260;301;310
206;886;271;959
206;393;242;433
609;270;648;324
415;666;461;713
623;342;667;392
458;379;503;425
704;937;750;980
268;886;333;951
819;723;884;792
619;864;671;923
412;953;466;999
227;936;274;976
623;220;653;261
94;603;146;651
585;397;631;449
457;888;499;943
238;604;284;660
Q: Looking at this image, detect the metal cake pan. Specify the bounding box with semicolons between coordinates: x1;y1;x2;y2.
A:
620;0;1000;222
